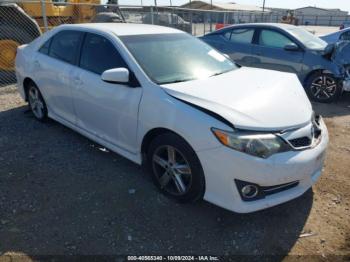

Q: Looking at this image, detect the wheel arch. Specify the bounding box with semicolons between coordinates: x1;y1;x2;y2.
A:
23;77;36;101
141;128;189;163
303;69;339;87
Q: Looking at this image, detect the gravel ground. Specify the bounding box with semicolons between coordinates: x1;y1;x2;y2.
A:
0;84;349;260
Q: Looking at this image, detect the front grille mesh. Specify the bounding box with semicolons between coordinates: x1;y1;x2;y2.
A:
289;137;312;148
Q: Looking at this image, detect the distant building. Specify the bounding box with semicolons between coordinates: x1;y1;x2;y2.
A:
295;6;348;17
180;1;270;24
294;6;349;26
181;1;269;12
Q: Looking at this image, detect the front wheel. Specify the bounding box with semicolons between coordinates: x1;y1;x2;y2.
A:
27;83;48;121
147;133;205;203
305;72;341;103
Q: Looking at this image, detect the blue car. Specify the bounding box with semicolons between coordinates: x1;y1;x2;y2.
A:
201;23;350;103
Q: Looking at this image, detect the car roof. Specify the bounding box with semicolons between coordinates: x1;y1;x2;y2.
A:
56;23;184;36
209;23;297;34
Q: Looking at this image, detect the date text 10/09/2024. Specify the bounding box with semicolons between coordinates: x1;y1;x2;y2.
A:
127;256;220;261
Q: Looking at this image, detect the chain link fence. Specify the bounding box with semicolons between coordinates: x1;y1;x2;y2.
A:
1;0;349;85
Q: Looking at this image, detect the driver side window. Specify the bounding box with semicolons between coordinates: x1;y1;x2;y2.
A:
259;29;294;49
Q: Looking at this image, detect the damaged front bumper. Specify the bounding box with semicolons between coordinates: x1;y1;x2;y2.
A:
343;78;350;92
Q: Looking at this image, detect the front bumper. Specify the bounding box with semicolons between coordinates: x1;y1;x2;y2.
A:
343;78;350;92
197;118;329;213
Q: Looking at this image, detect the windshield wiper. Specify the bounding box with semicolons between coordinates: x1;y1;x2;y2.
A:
160;78;195;85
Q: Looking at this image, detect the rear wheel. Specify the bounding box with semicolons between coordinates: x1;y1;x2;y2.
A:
27;83;48;122
147;133;205;203
305;72;341;103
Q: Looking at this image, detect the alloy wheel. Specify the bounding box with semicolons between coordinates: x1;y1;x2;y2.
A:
28;86;45;119
152;145;192;196
310;75;337;101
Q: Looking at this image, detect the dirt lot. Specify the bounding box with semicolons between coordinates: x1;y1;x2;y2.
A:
0;84;349;260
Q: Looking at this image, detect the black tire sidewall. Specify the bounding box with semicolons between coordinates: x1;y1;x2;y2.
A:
305;72;341;103
147;132;205;203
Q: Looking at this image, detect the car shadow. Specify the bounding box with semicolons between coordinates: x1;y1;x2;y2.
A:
312;92;350;118
0;106;313;258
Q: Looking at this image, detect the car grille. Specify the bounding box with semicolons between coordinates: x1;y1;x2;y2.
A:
287;115;322;149
289;137;312;148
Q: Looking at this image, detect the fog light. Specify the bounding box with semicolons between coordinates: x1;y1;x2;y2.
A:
241;185;258;198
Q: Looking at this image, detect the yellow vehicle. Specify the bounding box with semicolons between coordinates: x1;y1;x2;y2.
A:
281;10;299;26
0;0;124;74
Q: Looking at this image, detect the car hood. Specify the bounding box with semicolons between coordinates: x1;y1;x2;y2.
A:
161;67;312;131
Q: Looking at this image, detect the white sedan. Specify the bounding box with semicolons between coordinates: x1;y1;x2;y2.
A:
15;23;328;213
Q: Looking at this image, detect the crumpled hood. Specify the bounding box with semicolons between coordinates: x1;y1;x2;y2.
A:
161;67;313;131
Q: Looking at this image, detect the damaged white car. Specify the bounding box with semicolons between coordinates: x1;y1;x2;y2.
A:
16;24;329;213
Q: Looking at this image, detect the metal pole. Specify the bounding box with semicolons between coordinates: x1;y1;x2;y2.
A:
151;6;154;24
169;0;172;6
41;0;48;32
209;0;213;32
154;0;157;6
262;0;266;12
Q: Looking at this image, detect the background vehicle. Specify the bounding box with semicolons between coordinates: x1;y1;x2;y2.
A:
321;28;350;44
339;21;350;30
0;0;124;74
201;23;350;103
280;11;299;25
142;12;191;33
15;23;328;213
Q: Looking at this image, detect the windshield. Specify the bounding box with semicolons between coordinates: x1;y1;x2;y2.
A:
119;33;237;84
286;27;328;50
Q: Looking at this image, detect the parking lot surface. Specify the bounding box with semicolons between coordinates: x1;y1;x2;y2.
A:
0;84;349;258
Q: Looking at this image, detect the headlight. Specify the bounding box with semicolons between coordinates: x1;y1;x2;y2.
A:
212;128;291;158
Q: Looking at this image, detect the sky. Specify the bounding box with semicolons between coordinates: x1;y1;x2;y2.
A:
116;0;350;12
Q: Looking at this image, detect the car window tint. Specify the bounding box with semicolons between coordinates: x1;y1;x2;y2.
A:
80;33;127;75
340;31;350;41
39;38;51;55
229;28;254;44
259;30;294;48
49;30;82;64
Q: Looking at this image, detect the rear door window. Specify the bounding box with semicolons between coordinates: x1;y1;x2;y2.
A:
49;30;83;64
223;28;254;44
79;33;128;75
229;28;254;44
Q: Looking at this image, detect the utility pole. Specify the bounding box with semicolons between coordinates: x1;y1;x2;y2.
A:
262;0;266;12
154;0;157;6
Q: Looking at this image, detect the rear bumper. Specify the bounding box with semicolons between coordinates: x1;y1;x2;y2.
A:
197;118;328;213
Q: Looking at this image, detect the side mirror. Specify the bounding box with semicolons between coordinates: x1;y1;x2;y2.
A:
101;68;129;84
284;43;300;51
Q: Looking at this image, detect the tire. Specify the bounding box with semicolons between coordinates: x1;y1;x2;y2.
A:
147;132;205;203
27;82;48;122
305;72;341;103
